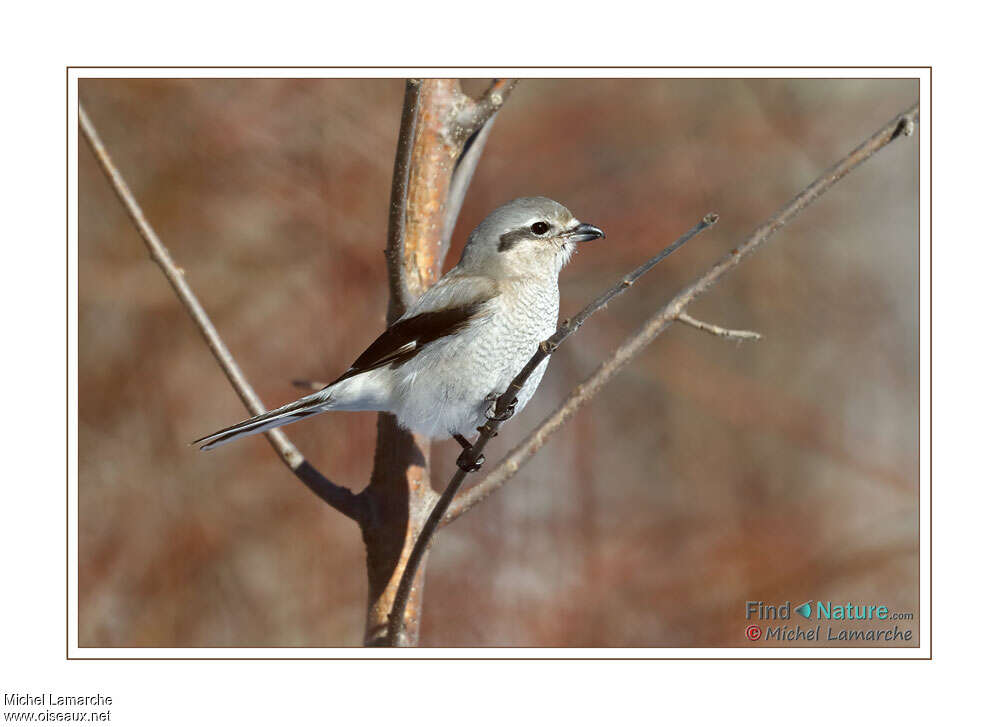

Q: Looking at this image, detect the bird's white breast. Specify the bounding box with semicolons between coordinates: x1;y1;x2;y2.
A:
389;275;559;439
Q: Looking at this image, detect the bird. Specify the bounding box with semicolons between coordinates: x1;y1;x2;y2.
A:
194;196;605;471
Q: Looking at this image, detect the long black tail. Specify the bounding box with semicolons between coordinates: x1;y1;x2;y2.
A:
193;391;329;450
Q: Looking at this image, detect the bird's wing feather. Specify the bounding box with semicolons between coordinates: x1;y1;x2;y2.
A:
331;276;498;385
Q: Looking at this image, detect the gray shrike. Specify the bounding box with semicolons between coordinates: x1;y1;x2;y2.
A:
195;196;604;471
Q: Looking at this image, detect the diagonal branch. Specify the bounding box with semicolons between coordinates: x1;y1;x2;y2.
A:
386;212;719;644
78;104;363;523
443;100;919;524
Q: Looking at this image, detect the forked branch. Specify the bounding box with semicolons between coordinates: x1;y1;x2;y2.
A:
384;79;519;322
365;78;520;645
454;79;519;139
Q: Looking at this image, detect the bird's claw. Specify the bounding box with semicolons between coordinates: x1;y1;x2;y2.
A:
487;395;518;422
456;449;485;473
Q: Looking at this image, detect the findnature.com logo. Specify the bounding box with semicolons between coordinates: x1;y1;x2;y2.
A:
743;600;915;643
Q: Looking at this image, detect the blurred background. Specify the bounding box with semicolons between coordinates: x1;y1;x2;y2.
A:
77;78;919;648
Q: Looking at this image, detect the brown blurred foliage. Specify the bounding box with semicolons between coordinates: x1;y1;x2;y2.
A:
77;78;919;647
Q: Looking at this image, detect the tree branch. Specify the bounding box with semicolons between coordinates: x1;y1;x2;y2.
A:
678;312;762;341
443;101;919;524
78;104;362;523
361;79;520;646
386;212;719;644
453;79;519;140
383;79;520;317
385;79;422;319
442;114;497;252
442;81;518;248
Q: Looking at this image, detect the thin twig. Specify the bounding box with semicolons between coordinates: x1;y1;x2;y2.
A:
444;101;919;524
678;312;762;340
79;104;362;523
385;212;719;645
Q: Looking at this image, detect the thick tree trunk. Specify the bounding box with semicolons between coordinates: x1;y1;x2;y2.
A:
360;416;434;646
358;79;481;646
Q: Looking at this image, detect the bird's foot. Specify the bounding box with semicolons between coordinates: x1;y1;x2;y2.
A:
456;448;485;473
486;394;518;422
453;434;485;473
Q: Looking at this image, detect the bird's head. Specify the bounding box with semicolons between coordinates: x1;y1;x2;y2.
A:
458;197;604;279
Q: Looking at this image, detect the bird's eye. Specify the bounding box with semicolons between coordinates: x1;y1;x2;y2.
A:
531;221;550;236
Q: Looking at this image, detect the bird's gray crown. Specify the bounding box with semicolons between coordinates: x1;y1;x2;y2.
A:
458;196;601;278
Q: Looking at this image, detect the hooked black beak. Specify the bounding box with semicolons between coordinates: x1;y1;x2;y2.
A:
564;222;605;244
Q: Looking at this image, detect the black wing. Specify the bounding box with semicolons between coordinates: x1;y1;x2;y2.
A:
330;301;489;385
